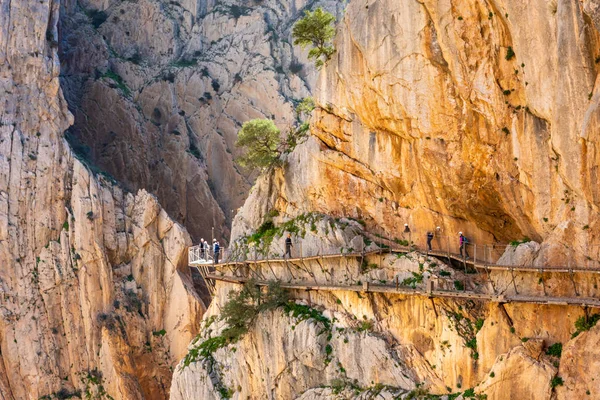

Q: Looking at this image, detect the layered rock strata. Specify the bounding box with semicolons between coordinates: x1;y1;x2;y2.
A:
58;0;345;242
0;0;203;397
233;0;600;266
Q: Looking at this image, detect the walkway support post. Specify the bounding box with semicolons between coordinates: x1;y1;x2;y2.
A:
540;269;547;296
570;269;579;297
511;268;519;294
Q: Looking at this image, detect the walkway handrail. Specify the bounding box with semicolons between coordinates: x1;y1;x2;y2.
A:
201;274;600;309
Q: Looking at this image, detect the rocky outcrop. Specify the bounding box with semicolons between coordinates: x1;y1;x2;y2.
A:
0;0;203;397
58;0;345;243
170;221;586;399
232;0;600;266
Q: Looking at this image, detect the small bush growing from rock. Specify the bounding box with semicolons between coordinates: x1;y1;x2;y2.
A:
546;342;562;357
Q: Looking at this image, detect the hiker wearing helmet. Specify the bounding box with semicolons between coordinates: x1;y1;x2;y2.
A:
459;232;469;259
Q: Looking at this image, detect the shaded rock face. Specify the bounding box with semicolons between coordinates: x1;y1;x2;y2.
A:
233;0;600;265
58;0;345;243
0;0;203;398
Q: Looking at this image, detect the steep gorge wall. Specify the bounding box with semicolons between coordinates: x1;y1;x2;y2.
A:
0;0;204;397
233;0;600;266
58;0;345;242
171;234;599;399
180;0;600;398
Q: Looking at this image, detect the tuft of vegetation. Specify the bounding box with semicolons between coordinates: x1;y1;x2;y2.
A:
292;7;336;68
551;376;564;389
509;237;531;247
505;46;515;61
454;280;465;291
402;272;424;289
546;342;562;357
475;318;484;332
572;314;600;338
100;69;131;97
296;97;315;118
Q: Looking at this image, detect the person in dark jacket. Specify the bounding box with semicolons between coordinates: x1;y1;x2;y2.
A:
213;239;220;264
426;231;434;251
459;232;469;259
285;234;293;258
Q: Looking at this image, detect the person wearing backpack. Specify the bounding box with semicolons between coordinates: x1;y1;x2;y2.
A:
459;232;470;259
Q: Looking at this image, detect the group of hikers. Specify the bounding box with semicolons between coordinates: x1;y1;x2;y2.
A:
281;227;470;260
427;230;470;259
200;227;470;265
199;238;221;264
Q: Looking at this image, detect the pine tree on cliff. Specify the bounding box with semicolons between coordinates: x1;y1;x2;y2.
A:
292;7;336;68
235;119;281;170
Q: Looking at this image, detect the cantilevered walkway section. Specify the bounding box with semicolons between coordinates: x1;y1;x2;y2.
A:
188;240;600;308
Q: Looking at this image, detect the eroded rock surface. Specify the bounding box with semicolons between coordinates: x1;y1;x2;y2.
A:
58;0;346;242
233;0;600;266
0;0;203;397
171;229;583;399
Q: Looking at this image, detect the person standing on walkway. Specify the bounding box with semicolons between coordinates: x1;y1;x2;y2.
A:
200;238;206;259
285;234;293;258
459;232;469;259
427;231;434;251
213;239;220;264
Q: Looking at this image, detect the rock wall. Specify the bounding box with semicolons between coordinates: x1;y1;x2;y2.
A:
0;0;203;397
192;0;600;398
58;0;346;243
232;0;600;267
170;228;598;399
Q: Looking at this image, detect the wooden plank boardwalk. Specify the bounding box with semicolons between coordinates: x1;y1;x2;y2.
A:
195;246;600;274
190;244;600;307
202;273;600;309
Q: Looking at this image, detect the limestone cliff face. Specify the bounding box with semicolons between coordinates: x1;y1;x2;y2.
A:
171;221;593;399
233;0;600;266
172;0;600;398
58;0;345;242
0;0;203;398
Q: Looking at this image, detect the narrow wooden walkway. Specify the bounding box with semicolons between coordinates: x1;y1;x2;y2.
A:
190;244;600;307
198;246;600;274
202;274;600;309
